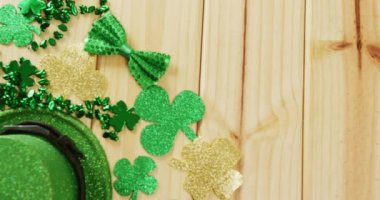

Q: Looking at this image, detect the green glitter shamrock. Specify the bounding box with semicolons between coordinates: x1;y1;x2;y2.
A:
109;101;140;132
18;0;46;15
134;86;205;156
84;13;170;88
114;156;158;200
0;4;40;47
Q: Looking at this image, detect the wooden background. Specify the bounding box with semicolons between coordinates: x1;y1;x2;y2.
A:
1;0;380;199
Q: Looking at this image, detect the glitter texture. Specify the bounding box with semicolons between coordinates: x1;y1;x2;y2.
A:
84;13;170;88
18;0;46;15
0;58;138;140
134;86;205;156
170;138;243;200
39;46;107;99
0;134;77;200
0;109;113;200
0;4;41;47
114;156;158;200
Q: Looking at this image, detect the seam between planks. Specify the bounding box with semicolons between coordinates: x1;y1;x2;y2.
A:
301;0;308;199
237;0;248;199
196;0;206;135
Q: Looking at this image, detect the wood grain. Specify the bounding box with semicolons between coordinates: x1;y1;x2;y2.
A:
304;0;380;199
1;0;380;199
92;1;204;199
198;0;245;151
239;0;305;199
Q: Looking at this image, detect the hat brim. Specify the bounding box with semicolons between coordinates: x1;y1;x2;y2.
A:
0;108;112;200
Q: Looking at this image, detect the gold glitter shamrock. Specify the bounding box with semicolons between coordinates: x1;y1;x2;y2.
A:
170;138;243;200
0;4;41;47
39;46;107;99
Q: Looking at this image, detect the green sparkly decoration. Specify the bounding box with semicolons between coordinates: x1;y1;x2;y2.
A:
26;0;109;51
134;86;205;156
53;31;63;39
0;4;41;47
2;58;39;92
40;40;48;48
114;156;158;200
58;24;68;32
48;38;56;46
109;101;140;132
0;109;113;199
84;13;171;88
18;0;47;15
0;58;140;141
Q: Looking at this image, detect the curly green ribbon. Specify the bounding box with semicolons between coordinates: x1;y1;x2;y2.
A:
84;13;171;88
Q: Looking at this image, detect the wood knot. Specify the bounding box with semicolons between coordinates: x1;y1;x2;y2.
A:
329;41;352;51
367;45;380;63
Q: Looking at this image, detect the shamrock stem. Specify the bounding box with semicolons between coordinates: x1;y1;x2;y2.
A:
182;126;197;141
130;191;138;200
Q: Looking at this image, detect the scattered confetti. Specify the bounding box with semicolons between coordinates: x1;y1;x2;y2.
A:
114;156;158;200
170;138;243;200
0;4;40;47
134;86;205;156
84;13;171;88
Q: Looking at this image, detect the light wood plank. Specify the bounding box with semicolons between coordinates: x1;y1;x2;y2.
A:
239;0;305;199
304;0;380;199
198;0;246;199
198;0;245;141
93;1;204;199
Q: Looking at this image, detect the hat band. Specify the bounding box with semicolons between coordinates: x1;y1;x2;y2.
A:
0;121;86;200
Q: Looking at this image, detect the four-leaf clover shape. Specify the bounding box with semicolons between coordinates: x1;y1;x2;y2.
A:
0;4;41;47
134;86;205;156
114;156;158;200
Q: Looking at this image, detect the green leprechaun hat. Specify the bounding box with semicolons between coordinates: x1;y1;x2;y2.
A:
0;109;112;200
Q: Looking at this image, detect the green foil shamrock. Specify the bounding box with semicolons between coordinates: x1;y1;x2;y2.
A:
109;101;140;132
0;4;41;47
18;0;46;15
114;156;158;200
134;86;205;156
84;13;170;88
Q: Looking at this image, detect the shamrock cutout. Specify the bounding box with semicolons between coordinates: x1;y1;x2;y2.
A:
0;4;41;47
114;156;158;200
134;86;205;156
39;46;107;99
170;138;243;200
3;58;38;90
109;101;140;132
19;0;46;15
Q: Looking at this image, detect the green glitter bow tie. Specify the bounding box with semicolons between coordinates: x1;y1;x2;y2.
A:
84;13;171;88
